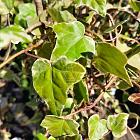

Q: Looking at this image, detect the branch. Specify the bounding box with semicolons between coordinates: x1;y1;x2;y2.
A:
26;22;42;33
65;76;117;118
0;39;44;69
34;0;44;16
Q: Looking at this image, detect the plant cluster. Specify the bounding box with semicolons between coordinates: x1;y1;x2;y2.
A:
0;0;140;139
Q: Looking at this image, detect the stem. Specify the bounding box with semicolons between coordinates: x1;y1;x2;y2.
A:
26;22;42;33
0;39;44;69
65;76;117;118
128;127;137;140
34;0;44;16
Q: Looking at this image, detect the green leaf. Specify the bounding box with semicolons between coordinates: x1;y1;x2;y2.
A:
0;68;20;86
35;133;48;140
129;0;140;11
37;42;54;59
107;113;129;138
51;21;95;61
15;3;38;26
74;0;107;16
88;114;108;140
94;43;132;86
73;80;89;104
2;0;14;11
117;80;131;90
59;135;82;140
104;20;127;33
128;53;140;70
0;25;32;49
32;57;86;115
48;8;76;22
125;45;140;58
125;45;140;69
0;0;9;15
48;136;56;140
41;115;79;137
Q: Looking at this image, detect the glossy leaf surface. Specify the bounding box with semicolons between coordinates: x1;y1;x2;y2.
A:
0;25;32;49
32;57;86;115
74;0;106;16
88;114;108;140
73;80;89;104
107;113;129;138
94;43;132;86
51;21;95;61
41;115;79;137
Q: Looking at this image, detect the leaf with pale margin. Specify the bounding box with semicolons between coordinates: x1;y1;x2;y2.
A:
51;21;95;61
0;25;32;49
48;8;76;22
94;43;132;86
2;0;14;11
107;113;129;138
74;0;106;16
32;57;86;115
41;115;79;137
88;114;108;140
15;3;38;26
0;0;9;15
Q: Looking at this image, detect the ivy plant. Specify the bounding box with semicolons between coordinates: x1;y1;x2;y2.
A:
0;0;140;139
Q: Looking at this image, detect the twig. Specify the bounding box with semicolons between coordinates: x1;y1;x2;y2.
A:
108;7;140;23
128;127;137;140
26;22;42;33
86;29;105;42
25;51;41;59
65;76;117;118
0;39;44;69
34;0;44;16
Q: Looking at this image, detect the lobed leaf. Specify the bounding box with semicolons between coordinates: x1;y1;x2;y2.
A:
88;114;108;140
107;113;129;138
32;57;86;115
0;25;32;49
74;0;107;16
51;21;95;61
41;115;79;137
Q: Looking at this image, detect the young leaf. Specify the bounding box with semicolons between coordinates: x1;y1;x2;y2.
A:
88;114;108;140
51;21;95;61
74;0;107;17
0;25;32;49
15;3;38;26
0;0;9;15
35;133;48;140
2;0;14;11
73;80;89;104
32;57;86;115
107;113;129;138
48;8;76;22
94;43;132;86
41;115;79;137
129;0;140;11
